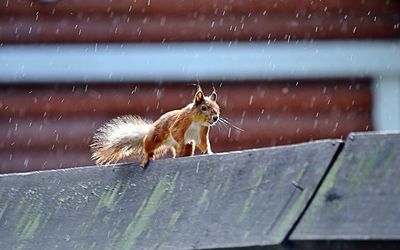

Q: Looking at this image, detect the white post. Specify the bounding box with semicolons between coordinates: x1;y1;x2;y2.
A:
372;75;400;131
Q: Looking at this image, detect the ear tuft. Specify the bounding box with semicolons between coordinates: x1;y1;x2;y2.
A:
210;91;217;101
195;90;204;104
196;84;202;93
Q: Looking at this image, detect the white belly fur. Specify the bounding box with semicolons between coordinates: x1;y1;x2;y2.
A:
184;122;201;144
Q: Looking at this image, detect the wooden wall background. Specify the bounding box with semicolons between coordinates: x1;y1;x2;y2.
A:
1;81;372;173
1;0;399;173
1;0;399;43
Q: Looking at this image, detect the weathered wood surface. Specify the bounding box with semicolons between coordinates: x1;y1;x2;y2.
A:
0;140;341;249
291;132;400;241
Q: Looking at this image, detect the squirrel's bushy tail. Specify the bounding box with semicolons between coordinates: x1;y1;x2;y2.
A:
90;115;152;165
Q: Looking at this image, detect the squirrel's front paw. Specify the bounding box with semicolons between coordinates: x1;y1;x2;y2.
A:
140;159;149;169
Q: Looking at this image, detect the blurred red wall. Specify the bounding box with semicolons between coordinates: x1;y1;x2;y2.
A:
0;81;372;173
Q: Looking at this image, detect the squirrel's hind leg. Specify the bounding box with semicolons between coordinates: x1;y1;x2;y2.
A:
170;147;177;158
141;133;164;168
140;153;152;168
176;141;195;157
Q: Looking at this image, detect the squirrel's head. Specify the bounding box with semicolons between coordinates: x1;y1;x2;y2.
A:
192;85;220;126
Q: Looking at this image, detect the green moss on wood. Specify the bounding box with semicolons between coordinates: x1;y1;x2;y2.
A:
316;154;343;200
94;180;129;215
13;198;43;242
215;183;222;193
297;153;344;229
87;241;97;250
294;161;309;183
0;201;8;222
20;212;41;240
362;142;385;179
119;172;180;250
348;142;386;190
269;190;308;241
198;189;209;206
167;211;182;229
134;197;148;221
78;222;89;234
239;168;265;222
155;209;184;249
385;145;397;167
242;230;250;240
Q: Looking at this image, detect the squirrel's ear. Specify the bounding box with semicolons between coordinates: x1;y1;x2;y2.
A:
194;90;204;104
210;89;217;101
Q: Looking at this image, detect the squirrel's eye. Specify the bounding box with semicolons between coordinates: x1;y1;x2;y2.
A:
201;105;207;111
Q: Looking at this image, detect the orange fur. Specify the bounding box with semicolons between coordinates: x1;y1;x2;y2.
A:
90;86;220;168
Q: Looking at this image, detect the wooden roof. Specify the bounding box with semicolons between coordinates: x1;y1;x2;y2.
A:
0;138;341;249
1;132;399;249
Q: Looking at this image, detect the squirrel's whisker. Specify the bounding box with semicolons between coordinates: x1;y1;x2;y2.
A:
218;119;229;130
220;116;244;132
216;122;223;132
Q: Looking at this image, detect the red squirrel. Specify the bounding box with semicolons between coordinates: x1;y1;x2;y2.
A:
90;85;220;168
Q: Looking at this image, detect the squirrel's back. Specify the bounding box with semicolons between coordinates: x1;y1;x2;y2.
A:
90;115;152;164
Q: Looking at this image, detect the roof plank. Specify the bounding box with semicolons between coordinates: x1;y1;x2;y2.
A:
0;140;340;249
291;132;400;241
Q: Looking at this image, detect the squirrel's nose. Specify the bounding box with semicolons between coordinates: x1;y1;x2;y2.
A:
212;115;219;122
